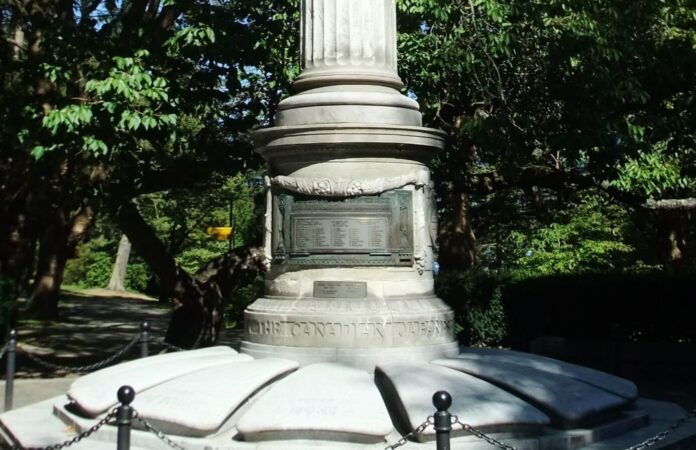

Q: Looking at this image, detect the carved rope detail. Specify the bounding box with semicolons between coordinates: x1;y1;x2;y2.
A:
271;170;429;197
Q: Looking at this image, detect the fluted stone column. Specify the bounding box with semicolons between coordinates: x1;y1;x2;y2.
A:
276;0;421;127
241;0;458;368
296;0;400;91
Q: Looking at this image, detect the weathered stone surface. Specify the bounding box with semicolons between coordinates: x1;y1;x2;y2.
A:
241;340;460;372
243;0;459;362
297;0;399;85
376;362;549;440
133;358;298;436
452;348;638;400
236;363;393;443
0;397;75;449
68;347;251;416
432;358;630;427
244;297;455;349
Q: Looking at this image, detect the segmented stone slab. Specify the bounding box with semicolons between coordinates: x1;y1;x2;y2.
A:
134;358;299;436
433;357;630;426
236;363;393;443
68;347;251;416
376;362;549;439
453;348;637;399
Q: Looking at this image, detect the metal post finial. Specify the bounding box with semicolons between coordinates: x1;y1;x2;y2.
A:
433;390;452;450
116;385;135;450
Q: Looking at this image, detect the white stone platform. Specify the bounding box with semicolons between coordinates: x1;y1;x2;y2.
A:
2;347;688;450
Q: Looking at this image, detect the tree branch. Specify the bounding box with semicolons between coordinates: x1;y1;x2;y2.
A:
469;165;696;211
644;198;696;211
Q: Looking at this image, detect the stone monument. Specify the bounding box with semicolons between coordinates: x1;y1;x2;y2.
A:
241;0;458;367
2;1;695;449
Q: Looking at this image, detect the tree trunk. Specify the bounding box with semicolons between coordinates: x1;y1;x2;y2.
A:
115;201;212;347
662;210;686;271
26;204;94;319
114;201;267;348
27;223;68;319
0;208;36;329
438;192;477;271
106;234;131;292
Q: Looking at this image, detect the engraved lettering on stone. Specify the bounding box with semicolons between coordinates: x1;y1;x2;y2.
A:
249;318;453;341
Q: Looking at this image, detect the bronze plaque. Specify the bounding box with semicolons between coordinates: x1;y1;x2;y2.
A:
313;281;367;298
272;191;413;266
293;217;388;251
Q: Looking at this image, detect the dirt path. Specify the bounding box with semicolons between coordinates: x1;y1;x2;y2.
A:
12;290;241;378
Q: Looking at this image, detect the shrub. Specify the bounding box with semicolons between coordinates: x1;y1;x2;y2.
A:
435;269;508;347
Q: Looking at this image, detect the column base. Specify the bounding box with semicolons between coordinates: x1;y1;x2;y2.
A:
239;340;461;371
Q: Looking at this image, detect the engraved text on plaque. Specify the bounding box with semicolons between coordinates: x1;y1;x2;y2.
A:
313;281;368;299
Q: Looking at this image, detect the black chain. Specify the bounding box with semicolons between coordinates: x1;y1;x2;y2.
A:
18;335;140;372
452;416;518;449
152;338;185;352
384;417;434;450
0;410;116;450
134;412;188;450
622;408;696;450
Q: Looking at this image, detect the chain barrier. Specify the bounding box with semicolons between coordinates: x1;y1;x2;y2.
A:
134;411;188;450
452;416;518;450
383;407;696;450
0;409;117;450
17;335;141;373
384;417;433;450
152;339;185;353
622;408;696;450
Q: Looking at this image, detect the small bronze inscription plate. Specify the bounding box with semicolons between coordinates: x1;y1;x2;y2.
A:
314;281;367;299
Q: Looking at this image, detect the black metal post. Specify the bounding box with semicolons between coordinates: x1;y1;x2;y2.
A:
4;330;17;412
140;321;150;358
433;390;452;450
116;385;135;450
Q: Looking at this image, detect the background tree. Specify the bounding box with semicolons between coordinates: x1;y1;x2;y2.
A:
3;0;694;349
397;0;696;274
0;0;298;343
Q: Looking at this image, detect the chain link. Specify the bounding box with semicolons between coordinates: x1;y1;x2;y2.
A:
134;412;188;450
152;339;185;352
621;408;696;450
384;417;433;450
18;334;140;372
451;416;518;449
1;410;116;450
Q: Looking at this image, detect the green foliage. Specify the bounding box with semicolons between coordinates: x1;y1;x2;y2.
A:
138;172;265;274
508;194;636;276
63;237;114;288
398;0;696;279
1;0;297;309
224;277;264;328
124;261;150;293
63;172;264;292
436;270;508;347
613;145;695;198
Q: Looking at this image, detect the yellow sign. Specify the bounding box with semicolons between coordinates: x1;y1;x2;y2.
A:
206;227;233;241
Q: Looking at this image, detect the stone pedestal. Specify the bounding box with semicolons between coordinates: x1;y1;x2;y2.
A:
240;0;459;367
